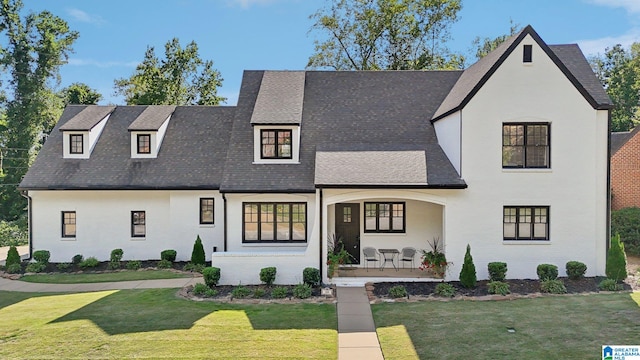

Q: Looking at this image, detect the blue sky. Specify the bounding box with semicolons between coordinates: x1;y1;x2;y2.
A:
20;0;640;105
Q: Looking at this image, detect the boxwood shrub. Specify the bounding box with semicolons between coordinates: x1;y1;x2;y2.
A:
487;262;507;281
203;267;221;287
536;264;558;281
260;267;277;286
565;261;587;280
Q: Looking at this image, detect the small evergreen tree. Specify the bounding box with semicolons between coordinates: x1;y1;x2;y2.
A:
459;244;477;288
606;234;628;282
191;235;206;265
5;246;21;267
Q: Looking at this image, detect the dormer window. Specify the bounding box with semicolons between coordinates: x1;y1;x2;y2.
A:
69;134;84;154
137;134;151;154
261;129;292;159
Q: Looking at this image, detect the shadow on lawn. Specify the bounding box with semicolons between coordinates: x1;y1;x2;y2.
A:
50;289;336;335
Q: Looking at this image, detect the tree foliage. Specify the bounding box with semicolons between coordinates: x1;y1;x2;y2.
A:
60;82;102;105
471;20;520;61
590;43;640;132
611;207;640;256
114;38;225;105
606;233;627;282
459;244;477;288
0;0;78;221
307;0;463;70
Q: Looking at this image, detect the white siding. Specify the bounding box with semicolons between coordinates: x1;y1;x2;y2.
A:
433;111;462;175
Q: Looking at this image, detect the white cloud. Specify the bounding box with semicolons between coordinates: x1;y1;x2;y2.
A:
68;58;138;68
227;0;279;9
587;0;640;14
576;28;640;56
66;8;106;25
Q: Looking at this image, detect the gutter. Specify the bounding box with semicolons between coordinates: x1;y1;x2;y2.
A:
19;190;32;261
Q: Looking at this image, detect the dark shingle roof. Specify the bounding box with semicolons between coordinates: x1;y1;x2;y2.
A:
20;106;234;189
611;131;632;155
58;105;116;131
128;105;176;131
250;71;305;125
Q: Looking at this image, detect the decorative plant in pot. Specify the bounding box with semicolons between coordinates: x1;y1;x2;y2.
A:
327;234;354;278
419;237;450;278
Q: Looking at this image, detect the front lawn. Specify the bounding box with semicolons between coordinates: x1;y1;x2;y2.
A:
0;288;337;359
20;270;192;284
372;292;640;359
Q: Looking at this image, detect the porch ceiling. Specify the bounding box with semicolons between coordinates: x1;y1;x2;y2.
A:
315;150;428;186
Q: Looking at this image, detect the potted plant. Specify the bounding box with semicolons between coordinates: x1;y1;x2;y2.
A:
419;237;449;278
326;234;354;278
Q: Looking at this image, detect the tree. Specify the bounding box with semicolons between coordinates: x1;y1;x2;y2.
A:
606;233;627;282
0;0;78;221
307;0;463;70
190;235;206;265
459;244;476;288
471;20;520;61
114;38;225;105
590;43;640;132
60;82;102;105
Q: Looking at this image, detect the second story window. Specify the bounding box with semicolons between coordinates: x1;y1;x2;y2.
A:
261;129;291;159
137;134;151;154
131;211;146;237
69;134;83;154
503;123;550;168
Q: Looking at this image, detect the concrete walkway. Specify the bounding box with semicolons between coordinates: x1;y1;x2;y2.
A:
336;286;384;360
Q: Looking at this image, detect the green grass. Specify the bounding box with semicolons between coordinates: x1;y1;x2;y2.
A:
20;270;191;284
0;288;337;359
372;293;640;360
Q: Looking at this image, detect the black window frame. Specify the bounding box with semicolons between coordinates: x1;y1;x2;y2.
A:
242;202;307;243
364;202;406;233
503;206;549;241
137;134;151;154
131;210;146;237
502;123;550;169
260;129;292;159
523;44;533;63
69;134;83;154
61;211;76;238
200;198;214;225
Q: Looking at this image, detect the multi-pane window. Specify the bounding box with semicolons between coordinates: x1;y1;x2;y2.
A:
200;198;214;224
503;206;549;240
131;211;146;237
243;202;306;242
137;134;151;154
503;123;550;168
62;211;76;237
343;206;352;223
364;202;405;233
261;130;292;159
70;134;83;154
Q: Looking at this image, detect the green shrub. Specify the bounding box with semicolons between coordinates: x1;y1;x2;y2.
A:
193;283;209;296
126;260;141;270
540;279;567;294
6;263;21;274
183;263;205;273
303;267;320;286
459;244;477;288
434;283;455;297
611;207;640;255
5;246;20;267
260;267;277;286
606;234;628;282
33;250;50;264
203;267;221;287
565;261;587;280
253;288;266;298
487;262;507;281
57;263;72;271
205;288;218;297
389;285;407;298
598;278;623;291
536;264;558;281
190;235;206;266
72;254;83;265
157;259;172;269
293;283;313;299
79;257;99;269
110;248;124;262
487;281;511;295
25;262;46;273
271;286;289;298
160;249;177;262
232;285;251;298
108;261;120;270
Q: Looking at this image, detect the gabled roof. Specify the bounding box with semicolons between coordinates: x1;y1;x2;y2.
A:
20;106;234;190
58;105;116;131
432;25;612;121
128;105;176;131
250;71;305;125
611;125;640;155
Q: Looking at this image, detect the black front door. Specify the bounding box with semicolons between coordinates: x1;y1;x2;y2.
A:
335;203;360;264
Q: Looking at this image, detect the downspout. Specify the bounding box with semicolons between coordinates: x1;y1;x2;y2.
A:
222;193;227;252
319;188;323;281
606;110;612;254
20;190;32;260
